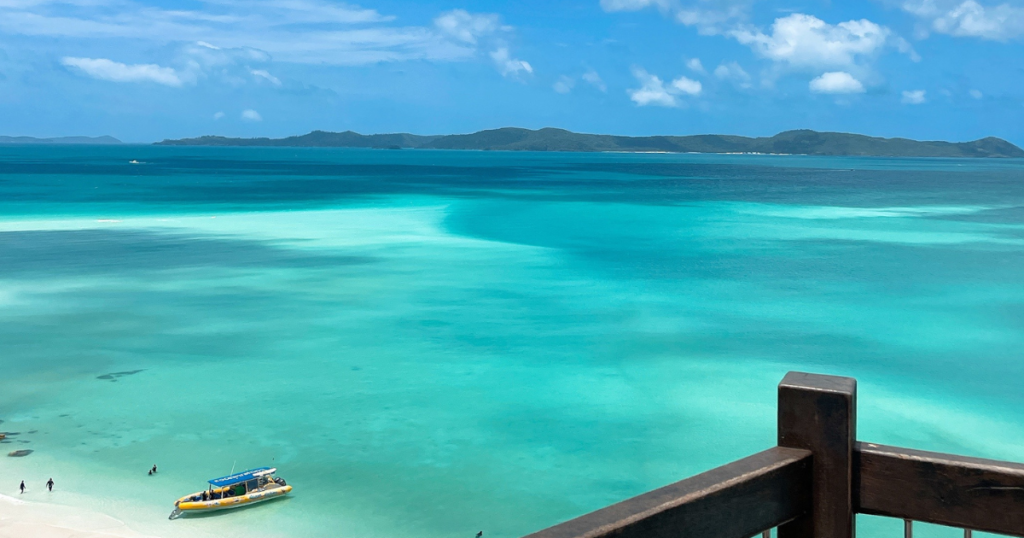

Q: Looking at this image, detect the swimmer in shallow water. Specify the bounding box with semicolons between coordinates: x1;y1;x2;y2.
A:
46;478;54;491
19;481;25;494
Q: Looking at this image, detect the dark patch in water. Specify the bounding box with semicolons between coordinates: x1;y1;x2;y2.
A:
58;414;69;418
0;229;376;279
97;369;145;381
7;449;32;457
351;366;362;371
27;430;37;434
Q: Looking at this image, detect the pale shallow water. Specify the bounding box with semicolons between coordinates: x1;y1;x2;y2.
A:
1;146;1023;538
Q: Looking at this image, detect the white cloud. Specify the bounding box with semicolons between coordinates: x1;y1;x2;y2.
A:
901;89;927;104
213;111;225;119
713;61;751;86
671;75;702;95
730;14;893;69
600;0;669;12
61;57;183;86
554;75;574;94
603;2;916;89
627;67;701;106
628;68;677;107
686;57;705;74
490;47;532;77
250;68;282;85
902;0;1024;40
433;9;530;79
582;69;607;92
808;71;866;94
970;88;984;98
241;109;262;121
182;42;271;68
433;9;501;44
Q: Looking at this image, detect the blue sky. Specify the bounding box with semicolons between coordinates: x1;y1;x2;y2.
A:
0;0;1022;143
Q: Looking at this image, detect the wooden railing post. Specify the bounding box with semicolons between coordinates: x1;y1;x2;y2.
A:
777;372;856;538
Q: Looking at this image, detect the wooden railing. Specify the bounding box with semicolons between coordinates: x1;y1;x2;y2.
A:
523;372;1024;538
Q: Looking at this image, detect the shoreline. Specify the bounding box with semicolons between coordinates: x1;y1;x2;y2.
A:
0;493;159;538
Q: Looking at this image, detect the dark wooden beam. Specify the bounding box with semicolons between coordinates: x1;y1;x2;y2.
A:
855;442;1024;537
777;372;857;538
521;447;813;538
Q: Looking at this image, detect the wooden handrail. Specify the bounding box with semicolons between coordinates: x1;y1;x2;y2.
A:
856;442;1024;537
520;372;1024;538
522;447;812;538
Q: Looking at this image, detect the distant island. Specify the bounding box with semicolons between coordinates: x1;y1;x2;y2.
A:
0;135;122;145
156;128;1024;158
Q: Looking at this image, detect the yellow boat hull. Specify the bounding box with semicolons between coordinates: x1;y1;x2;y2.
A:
171;485;292;518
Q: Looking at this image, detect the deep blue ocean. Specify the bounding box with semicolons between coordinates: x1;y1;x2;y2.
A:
1;145;1023;538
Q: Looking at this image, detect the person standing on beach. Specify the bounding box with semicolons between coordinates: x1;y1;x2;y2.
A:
46;478;54;492
19;481;25;494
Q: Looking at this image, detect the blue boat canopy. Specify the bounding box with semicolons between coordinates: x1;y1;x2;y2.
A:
209;467;275;487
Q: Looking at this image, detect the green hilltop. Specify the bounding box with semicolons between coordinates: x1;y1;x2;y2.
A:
157;128;1024;158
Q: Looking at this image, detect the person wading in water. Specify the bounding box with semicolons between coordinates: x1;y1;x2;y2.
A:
19;481;25;494
46;478;54;492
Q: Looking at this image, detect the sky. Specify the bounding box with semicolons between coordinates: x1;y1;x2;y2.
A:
0;0;1022;143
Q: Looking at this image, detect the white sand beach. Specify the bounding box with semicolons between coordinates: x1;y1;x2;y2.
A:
0;494;157;538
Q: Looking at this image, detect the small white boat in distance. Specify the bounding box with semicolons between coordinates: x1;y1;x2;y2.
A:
169;467;292;519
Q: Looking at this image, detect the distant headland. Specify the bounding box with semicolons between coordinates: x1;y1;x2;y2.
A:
156;128;1024;158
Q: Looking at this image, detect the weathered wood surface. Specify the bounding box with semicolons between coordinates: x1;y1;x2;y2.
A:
856;442;1024;537
777;372;857;538
522;447;813;538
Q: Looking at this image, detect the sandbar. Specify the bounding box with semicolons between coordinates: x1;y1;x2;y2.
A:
0;494;158;538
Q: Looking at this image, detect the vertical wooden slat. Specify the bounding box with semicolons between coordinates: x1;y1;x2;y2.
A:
904;520;913;538
777;372;856;538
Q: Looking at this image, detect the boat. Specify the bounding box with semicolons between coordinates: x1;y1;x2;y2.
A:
168;467;292;519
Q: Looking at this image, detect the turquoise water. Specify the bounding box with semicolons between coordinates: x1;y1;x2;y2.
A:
1;146;1023;538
